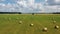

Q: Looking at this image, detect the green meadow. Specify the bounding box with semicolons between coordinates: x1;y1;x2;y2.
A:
0;14;60;34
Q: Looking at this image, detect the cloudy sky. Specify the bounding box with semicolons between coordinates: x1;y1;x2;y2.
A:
0;0;60;13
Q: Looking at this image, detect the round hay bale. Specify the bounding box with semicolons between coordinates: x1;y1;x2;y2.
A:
53;21;56;23
55;25;59;29
43;27;47;32
30;24;34;26
19;21;22;24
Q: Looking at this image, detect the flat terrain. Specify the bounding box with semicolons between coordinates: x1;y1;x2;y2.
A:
0;14;60;34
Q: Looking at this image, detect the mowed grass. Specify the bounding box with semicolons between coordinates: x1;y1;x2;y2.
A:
0;14;60;34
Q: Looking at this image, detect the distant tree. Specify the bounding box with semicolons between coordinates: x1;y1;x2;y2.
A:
19;12;22;14
53;12;60;14
32;13;34;15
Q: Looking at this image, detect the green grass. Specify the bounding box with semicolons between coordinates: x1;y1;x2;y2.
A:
0;14;60;34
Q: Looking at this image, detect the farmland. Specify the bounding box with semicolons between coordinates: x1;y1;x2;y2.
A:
0;14;60;34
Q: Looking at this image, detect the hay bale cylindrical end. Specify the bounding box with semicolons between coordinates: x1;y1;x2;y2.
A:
30;24;34;26
55;25;59;29
43;27;48;32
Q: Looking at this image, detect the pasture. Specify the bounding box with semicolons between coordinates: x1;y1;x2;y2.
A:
0;14;60;34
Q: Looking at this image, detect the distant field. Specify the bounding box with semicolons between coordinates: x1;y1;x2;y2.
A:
0;14;60;34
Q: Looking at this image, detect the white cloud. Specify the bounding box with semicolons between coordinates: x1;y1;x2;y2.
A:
46;0;60;5
0;0;47;13
44;0;60;13
45;0;48;2
0;0;60;13
28;0;34;5
45;6;57;9
17;0;27;7
44;5;60;13
16;0;44;13
17;0;35;7
55;0;60;2
0;3;6;6
0;3;19;12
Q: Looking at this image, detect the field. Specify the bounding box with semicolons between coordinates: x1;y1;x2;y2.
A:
0;14;60;34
